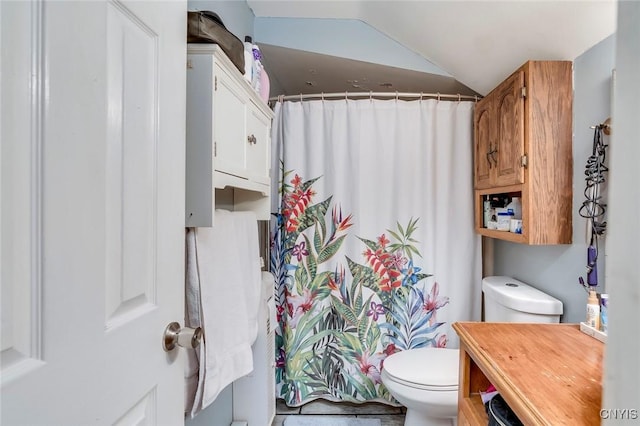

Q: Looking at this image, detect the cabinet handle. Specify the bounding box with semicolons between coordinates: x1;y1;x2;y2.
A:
247;134;257;145
487;145;498;169
487;145;498;168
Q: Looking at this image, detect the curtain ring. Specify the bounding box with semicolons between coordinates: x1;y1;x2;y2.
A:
321;92;324;101
458;94;461;102
345;91;348;101
437;92;441;102
369;91;373;101
299;93;303;102
395;91;399;101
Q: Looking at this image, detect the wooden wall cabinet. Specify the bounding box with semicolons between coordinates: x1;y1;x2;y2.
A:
186;44;274;227
474;61;573;244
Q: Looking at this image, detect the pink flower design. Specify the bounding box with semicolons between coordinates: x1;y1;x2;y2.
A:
366;301;386;321
356;350;385;384
436;334;448;348
287;288;316;328
423;282;450;325
388;251;407;270
291;241;309;261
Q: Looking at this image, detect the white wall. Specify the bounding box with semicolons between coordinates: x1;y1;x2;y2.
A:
254;17;451;77
492;35;616;323
603;0;640;417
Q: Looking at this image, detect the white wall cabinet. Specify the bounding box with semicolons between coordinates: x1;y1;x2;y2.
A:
186;44;273;227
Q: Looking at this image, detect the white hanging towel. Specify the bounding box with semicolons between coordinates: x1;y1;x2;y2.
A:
184;210;262;417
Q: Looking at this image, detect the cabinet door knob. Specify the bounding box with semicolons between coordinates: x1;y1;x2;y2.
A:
247;134;257;145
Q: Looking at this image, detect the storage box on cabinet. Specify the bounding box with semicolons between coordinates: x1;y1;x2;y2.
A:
473;61;573;244
186;44;273;227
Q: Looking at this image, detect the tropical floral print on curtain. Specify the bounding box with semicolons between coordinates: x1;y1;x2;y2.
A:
271;170;451;406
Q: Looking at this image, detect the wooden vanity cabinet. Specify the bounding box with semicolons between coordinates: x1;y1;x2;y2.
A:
474;61;573;244
453;322;604;426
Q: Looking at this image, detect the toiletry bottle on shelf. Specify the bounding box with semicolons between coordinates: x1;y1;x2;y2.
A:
506;196;522;220
483;196;491;227
251;43;263;93
243;36;253;84
600;293;608;333
586;290;600;329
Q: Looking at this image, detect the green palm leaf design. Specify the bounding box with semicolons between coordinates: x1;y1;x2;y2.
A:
287;308;332;354
331;294;358;326
317;234;346;263
296;196;332;235
346;256;380;293
387;217;422;260
345;372;378;400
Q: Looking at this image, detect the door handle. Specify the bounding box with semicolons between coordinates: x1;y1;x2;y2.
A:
162;322;202;352
247;134;257;145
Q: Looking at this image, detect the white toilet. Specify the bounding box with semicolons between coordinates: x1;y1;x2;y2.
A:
381;276;563;426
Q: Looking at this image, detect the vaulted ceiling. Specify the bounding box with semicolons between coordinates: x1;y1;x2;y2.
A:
247;0;616;96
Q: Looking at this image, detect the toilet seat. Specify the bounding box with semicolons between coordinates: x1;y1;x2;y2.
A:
383;348;459;391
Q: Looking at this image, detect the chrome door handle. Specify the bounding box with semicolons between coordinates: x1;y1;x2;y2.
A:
247;134;257;145
162;322;202;352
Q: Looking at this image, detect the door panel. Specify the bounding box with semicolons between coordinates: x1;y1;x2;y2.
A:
105;0;158;328
495;70;525;187
0;0;45;384
1;1;186;424
473;96;494;189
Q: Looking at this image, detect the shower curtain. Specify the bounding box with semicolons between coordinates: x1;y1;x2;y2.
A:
270;98;481;406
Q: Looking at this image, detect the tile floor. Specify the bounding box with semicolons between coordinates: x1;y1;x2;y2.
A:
272;398;406;426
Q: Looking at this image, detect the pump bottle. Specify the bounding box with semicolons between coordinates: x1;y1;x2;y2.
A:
586;290;600;329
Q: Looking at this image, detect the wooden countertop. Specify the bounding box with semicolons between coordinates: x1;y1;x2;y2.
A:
453;322;603;425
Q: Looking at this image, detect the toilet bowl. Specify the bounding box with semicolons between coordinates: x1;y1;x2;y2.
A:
381;276;564;426
381;348;459;426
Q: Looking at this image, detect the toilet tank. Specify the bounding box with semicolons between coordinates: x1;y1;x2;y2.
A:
482;276;563;323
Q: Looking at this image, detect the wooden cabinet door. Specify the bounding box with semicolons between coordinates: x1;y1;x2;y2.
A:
473;95;494;189
494;70;525;187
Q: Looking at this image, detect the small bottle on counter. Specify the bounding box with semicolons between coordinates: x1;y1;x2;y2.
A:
586;290;600;329
600;293;608;333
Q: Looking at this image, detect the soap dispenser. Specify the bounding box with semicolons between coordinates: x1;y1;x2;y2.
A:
586;290;600;329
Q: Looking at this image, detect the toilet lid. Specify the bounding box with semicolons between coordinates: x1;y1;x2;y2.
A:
383;348;459;390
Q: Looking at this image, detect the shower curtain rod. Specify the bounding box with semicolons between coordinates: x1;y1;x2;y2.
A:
270;91;480;103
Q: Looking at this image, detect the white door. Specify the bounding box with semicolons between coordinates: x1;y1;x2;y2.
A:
1;1;187;424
